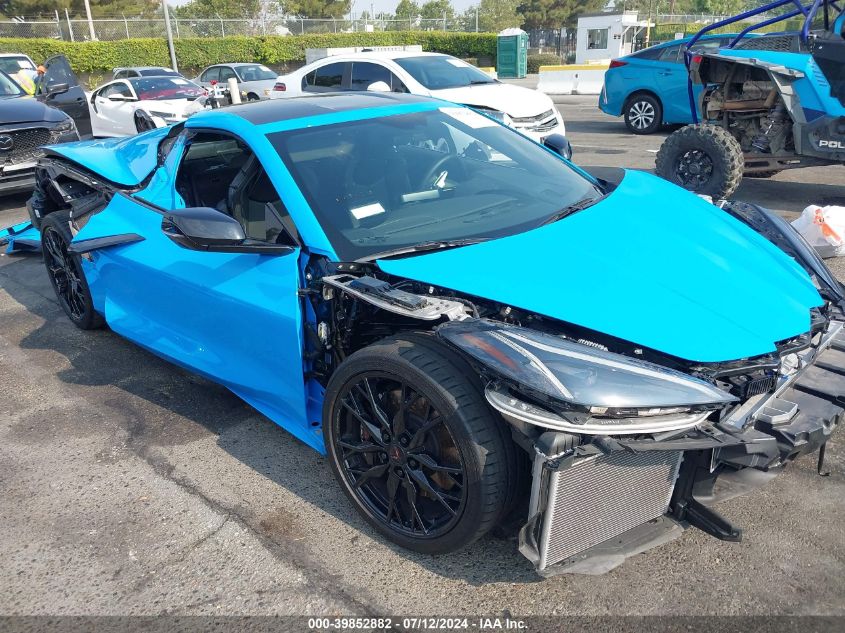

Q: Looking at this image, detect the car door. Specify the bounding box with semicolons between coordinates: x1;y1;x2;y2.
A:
68;128;314;447
218;65;238;87
37;54;92;137
349;61;408;93
91;81;137;137
651;43;692;123
302;61;348;94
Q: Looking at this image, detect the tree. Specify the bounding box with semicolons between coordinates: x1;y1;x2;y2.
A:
285;0;351;18
420;0;454;21
473;0;521;32
517;0;604;29
1;0;160;18
394;0;420;19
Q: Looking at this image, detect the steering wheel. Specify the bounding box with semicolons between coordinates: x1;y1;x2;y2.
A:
419;153;461;190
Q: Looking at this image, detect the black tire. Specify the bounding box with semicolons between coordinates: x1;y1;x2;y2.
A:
134;110;156;133
655;124;744;199
40;211;104;330
246;93;260;102
323;334;513;554
623;93;663;135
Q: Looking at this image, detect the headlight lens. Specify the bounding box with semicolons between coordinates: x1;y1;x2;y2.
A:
438;320;736;434
54;117;75;133
478;108;513;127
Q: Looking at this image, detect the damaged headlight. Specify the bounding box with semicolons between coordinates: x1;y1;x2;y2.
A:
438;320;736;435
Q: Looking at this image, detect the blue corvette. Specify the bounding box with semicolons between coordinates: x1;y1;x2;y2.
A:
25;93;844;575
599;34;748;134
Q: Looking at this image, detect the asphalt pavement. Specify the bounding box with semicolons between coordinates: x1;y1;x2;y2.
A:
1;94;844;617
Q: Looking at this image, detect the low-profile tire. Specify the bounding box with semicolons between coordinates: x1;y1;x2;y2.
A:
655;123;744;199
247;93;260;102
323;334;512;554
623;93;663;135
40;211;104;330
134;110;156;133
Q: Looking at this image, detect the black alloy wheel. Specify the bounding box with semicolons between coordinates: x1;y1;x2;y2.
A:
40;212;104;330
675;149;714;189
324;335;514;554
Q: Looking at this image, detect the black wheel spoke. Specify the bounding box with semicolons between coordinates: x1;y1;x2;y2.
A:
407;467;458;515
334;373;467;539
350;462;390;489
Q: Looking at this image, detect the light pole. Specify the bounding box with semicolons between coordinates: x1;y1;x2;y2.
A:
162;1;179;72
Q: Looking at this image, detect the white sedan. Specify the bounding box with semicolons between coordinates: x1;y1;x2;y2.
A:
89;76;208;137
270;52;565;142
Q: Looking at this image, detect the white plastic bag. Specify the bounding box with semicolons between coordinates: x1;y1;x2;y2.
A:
791;205;845;258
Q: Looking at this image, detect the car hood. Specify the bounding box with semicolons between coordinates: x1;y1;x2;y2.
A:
429;83;555;119
376;170;823;363
0;96;66;125
44;125;171;186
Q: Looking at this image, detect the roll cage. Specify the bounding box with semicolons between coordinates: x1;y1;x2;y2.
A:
684;0;845;120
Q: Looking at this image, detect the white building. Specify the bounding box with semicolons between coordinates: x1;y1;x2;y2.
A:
575;10;651;64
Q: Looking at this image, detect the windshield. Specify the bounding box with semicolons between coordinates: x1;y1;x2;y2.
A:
236;64;276;81
130;77;204;100
395;56;496;89
0;56;35;76
0;70;25;98
269;107;602;260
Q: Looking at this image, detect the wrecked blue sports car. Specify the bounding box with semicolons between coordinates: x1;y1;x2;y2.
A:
23;93;844;575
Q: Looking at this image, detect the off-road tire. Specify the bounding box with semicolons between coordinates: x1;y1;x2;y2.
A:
623;93;663;135
40;211;104;330
656;124;744;199
323;333;513;554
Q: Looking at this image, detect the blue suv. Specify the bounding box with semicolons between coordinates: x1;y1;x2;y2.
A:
599;34;743;134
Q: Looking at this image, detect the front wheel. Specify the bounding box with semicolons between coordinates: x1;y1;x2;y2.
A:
655;124;744;199
41;212;104;330
323;334;513;554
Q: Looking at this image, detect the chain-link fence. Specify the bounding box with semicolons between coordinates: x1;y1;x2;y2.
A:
0;14;480;41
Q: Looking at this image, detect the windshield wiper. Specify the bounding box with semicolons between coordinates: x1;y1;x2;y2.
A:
360;237;490;262
469;80;494;85
539;196;605;227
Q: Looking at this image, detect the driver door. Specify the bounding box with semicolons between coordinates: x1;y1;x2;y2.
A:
91;81;137;137
37;54;92;137
68;129;315;448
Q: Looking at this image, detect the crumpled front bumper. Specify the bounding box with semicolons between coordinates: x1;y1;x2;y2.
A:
518;321;845;576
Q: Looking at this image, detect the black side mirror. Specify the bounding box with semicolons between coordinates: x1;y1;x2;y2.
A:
162;207;293;255
543;134;573;160
162;207;246;250
47;82;69;96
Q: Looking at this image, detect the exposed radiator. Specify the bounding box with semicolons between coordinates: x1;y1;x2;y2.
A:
537;450;683;570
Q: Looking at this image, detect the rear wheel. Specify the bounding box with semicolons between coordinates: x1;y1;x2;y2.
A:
41;212;104;330
323;334;512;554
655;124;744;199
624;93;663;135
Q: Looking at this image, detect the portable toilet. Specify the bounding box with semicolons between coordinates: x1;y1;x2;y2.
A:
497;28;528;78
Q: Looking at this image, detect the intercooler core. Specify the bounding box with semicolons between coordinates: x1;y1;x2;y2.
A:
530;449;684;571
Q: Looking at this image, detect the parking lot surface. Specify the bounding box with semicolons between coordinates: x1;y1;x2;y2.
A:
1;94;844;617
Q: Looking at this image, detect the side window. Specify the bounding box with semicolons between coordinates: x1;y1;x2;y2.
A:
218;66;237;82
304;62;346;93
350;62;392;90
101;82;133;99
114;70;127;79
174;132;297;245
657;44;682;63
201;67;219;83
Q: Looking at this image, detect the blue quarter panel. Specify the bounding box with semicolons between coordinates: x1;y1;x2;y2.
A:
71;194;322;452
44;126;171;186
378;170;823;363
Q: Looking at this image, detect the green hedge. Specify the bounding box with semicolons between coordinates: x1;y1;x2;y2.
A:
528;53;561;74
0;32;498;74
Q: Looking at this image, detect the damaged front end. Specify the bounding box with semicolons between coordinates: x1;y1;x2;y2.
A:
436;316;844;575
